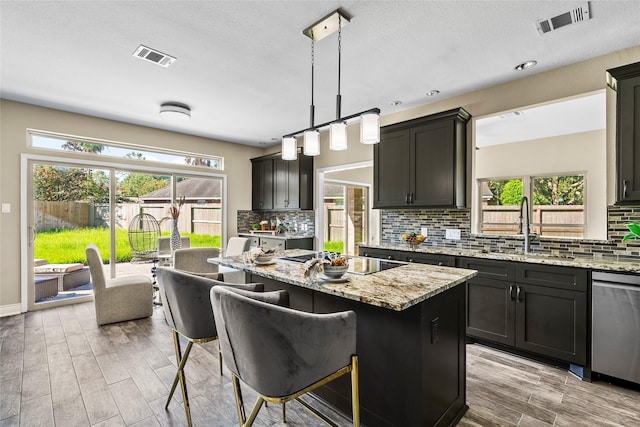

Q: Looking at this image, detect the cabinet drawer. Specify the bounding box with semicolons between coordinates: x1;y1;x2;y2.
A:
359;247;398;260
458;257;514;281
258;237;285;251
515;263;587;292
404;252;456;267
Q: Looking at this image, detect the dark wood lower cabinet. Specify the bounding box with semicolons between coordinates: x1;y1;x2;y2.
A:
463;258;588;368
253;274;468;427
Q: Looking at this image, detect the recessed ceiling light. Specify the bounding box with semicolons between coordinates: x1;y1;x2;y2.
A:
159;103;190;120
425;90;440;96
390;100;402;106
514;60;537;71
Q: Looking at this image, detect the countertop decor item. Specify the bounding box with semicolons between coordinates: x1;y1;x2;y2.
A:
623;222;640;241
401;232;425;250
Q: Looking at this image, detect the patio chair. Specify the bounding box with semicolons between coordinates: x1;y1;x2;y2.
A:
85;244;153;326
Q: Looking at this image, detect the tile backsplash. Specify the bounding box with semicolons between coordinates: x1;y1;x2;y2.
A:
237;210;315;235
381;205;640;262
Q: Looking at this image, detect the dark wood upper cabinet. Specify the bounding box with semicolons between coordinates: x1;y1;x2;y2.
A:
608;61;640;203
373;107;470;208
251;158;273;210
252;153;313;211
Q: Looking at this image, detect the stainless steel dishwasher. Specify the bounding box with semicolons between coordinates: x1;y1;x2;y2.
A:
592;271;640;384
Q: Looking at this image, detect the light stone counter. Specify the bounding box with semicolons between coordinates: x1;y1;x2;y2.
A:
209;249;477;311
362;243;640;274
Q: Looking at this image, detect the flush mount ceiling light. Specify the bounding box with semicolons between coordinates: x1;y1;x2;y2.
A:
514;60;537;71
159;103;191;120
282;9;381;160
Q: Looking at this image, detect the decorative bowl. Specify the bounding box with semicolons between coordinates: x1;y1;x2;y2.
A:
255;253;275;264
323;264;349;279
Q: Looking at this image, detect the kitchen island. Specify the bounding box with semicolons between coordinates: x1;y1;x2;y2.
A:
209;250;477;427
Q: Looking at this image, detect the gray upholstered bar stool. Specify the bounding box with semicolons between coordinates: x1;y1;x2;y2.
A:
156;267;267;427
210;286;360;427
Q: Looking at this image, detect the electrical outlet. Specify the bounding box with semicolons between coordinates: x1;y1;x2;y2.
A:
1;203;10;213
445;229;461;240
421;227;428;237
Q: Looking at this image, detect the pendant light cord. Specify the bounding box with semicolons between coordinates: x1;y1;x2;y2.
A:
310;38;315;128
336;14;342;120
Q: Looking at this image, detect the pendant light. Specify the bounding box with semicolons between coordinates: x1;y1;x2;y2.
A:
281;9;381;160
329;14;348;151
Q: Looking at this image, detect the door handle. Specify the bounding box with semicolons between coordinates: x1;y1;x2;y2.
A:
509;285;515;301
516;286;523;303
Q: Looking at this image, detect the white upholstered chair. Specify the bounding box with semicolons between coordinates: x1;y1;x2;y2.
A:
220;237;251;283
85;244;154;326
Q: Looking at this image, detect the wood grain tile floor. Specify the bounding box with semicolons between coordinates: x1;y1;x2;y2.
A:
1;303;639;426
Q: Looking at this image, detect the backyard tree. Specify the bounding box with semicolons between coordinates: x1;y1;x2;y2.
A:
34;165;109;202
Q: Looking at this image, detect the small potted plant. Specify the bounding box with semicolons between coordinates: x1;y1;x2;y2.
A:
251;223;260;231
623;222;640;241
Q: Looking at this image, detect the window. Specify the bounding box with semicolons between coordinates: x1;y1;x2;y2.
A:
480;174;585;238
29;131;223;170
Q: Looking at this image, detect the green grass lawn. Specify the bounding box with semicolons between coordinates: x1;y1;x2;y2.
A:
34;227;221;264
323;240;344;254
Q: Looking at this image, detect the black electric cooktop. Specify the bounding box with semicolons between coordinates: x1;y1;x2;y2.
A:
279;254;406;275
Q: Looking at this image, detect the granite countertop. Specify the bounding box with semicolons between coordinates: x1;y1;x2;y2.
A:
362;243;640;274
239;232;314;240
208;249;477;311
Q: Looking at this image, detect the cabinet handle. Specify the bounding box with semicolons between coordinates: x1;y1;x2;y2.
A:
410;192;414;204
387;255;393;260
405;193;410;204
438;262;445;266
408;258;413;262
516;286;523;303
623;180;629;198
509;285;515;301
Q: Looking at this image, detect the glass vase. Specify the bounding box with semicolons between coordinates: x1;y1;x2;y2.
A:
170;219;181;252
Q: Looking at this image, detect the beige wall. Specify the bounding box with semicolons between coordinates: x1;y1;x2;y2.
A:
476;130;607;239
0;100;264;308
1;45;639;312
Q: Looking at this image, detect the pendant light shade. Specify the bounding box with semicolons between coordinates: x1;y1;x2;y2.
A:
329;121;347;150
360;112;380;144
303;129;320;156
282;137;298;160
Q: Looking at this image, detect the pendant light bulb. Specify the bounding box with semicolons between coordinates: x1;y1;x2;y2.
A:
329;121;347;151
360;112;380;144
303;129;320;156
282;136;298;160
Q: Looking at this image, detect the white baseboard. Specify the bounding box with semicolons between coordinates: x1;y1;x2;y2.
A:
0;303;23;318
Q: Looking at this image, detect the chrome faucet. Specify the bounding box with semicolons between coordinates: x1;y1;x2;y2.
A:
518;196;531;254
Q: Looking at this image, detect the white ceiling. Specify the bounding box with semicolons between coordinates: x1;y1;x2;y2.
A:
1;1;639;148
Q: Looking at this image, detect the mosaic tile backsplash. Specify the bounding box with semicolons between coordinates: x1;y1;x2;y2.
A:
237;210;315;235
381;205;640;263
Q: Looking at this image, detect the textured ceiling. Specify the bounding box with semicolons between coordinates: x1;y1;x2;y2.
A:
1;1;639;147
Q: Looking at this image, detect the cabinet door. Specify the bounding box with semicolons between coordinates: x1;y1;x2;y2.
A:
515;284;587;365
466;277;515;346
616;71;640;203
252;159;273;210
411;120;456;206
273;158;290;209
373;128;411;208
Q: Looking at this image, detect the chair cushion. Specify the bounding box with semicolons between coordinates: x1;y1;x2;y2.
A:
34;263;83;273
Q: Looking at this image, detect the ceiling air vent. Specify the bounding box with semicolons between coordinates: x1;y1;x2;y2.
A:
132;45;176;67
535;2;591;35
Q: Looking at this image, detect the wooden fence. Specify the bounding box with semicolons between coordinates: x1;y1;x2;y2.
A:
35;201;222;236
481;205;584;238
